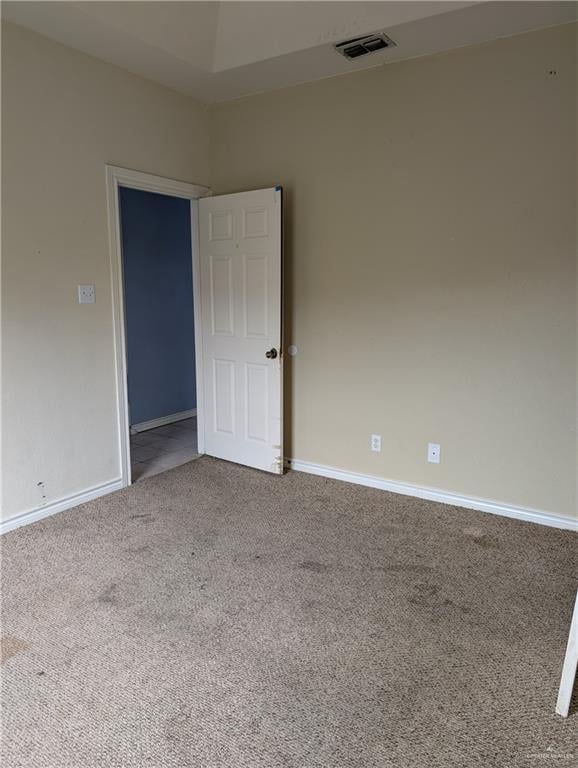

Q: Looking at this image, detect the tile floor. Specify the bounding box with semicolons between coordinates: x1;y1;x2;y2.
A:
130;417;199;481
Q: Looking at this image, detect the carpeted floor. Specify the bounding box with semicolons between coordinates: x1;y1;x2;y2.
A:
1;457;577;767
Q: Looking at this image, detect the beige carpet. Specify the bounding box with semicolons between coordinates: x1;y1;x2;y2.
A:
1;457;576;767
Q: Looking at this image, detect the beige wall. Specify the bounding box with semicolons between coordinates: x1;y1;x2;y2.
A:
1;22;210;521
210;23;577;519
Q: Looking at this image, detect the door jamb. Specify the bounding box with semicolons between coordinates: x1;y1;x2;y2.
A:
106;164;210;488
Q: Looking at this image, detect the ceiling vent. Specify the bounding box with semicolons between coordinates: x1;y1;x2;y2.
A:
335;32;396;61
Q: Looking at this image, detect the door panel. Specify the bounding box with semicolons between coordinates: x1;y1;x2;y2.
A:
210;255;234;335
213;359;235;435
199;188;282;473
244;254;268;337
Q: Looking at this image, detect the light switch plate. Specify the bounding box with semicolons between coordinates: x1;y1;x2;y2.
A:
78;284;95;304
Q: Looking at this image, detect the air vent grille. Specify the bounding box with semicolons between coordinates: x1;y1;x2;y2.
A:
335;33;396;61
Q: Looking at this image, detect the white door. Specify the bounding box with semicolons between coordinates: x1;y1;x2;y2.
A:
198;188;283;473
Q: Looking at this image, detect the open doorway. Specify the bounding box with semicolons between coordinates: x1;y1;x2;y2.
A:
107;166;283;488
106;165;210;488
119;187;198;481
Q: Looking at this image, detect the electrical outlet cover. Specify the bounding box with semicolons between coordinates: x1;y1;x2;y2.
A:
427;442;441;464
78;284;95;304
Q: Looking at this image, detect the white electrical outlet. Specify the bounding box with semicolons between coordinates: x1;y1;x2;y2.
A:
427;442;441;464
78;284;95;304
371;434;382;453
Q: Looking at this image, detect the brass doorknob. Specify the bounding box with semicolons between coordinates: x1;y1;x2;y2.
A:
265;348;278;360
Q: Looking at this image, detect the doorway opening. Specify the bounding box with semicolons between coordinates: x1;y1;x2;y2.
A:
106;165;209;488
107;166;283;487
119;187;198;481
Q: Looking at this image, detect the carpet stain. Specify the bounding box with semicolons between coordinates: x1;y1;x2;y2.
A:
232;552;264;564
129;513;155;523
97;583;118;605
463;526;485;537
463;526;498;548
472;535;498;549
125;544;152;555
441;598;471;615
1;635;28;664
299;560;330;573
408;582;441;607
164;704;192;746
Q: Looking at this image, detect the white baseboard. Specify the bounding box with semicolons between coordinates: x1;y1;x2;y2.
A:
0;479;124;535
130;409;197;434
3;458;574;536
286;458;577;532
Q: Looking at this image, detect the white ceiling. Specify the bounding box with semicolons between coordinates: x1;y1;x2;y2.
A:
3;1;576;102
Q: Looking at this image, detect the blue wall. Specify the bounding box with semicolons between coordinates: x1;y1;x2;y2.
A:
120;187;196;426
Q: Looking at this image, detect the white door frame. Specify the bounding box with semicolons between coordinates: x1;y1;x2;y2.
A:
105;164;210;488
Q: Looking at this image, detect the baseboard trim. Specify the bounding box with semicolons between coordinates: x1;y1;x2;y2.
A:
130;409;197;434
3;459;573;535
0;479;124;535
286;458;577;532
